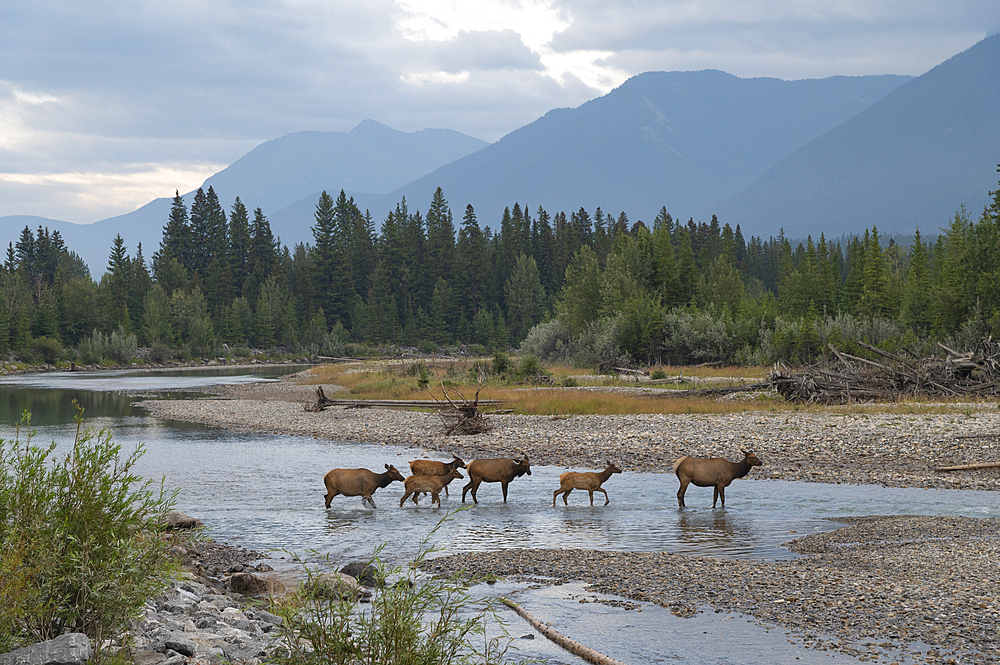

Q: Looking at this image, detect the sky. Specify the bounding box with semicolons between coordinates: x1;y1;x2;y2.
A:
0;0;995;225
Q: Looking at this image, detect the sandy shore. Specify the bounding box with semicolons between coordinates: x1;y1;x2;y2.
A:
137;372;1000;663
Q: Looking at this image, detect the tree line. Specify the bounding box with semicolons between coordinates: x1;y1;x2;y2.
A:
2;170;999;367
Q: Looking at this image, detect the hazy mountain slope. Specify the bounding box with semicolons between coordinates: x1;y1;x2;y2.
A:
201;120;488;215
297;70;908;233
1;121;488;274
713;33;1000;239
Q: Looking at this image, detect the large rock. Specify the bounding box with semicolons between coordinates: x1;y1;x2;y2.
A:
307;572;360;600
228;572;286;597
340;561;383;587
162;511;203;531
0;633;91;665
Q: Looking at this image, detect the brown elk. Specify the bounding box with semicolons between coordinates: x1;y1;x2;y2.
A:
323;464;405;509
461;455;531;504
399;469;464;507
552;461;622;506
408;455;466;496
673;450;762;508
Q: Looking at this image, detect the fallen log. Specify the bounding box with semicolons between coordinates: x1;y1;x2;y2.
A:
305;386;502;412
934;462;1000;472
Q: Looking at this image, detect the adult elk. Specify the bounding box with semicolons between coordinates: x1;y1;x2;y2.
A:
408;455;466;496
552;461;622;506
399;469;464;507
673;450;762;508
323;464;404;509
461;454;531;504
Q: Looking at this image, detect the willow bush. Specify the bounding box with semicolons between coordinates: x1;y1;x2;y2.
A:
0;409;177;659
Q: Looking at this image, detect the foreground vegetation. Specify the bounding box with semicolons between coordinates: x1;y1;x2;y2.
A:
273;518;515;665
0;408;178;660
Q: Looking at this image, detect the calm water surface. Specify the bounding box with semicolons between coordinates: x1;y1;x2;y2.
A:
2;368;994;664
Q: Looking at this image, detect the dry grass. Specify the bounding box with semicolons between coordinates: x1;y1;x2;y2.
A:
295;360;998;417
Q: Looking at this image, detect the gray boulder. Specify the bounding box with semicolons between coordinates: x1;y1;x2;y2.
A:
162;510;204;531
0;633;91;665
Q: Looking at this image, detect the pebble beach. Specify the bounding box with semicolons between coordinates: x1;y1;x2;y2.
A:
138;371;1000;664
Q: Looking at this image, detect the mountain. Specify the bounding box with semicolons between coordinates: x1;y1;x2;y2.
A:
288;70;908;233
712;33;1000;239
0;121;488;275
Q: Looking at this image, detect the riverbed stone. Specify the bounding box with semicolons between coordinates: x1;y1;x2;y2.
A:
0;633;91;665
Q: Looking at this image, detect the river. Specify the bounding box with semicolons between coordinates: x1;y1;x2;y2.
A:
2;367;996;664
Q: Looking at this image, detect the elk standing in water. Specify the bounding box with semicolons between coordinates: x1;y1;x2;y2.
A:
673;450;762;508
552;461;622;506
323;464;405;509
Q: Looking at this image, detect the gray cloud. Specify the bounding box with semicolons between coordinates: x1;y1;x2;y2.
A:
0;0;992;223
549;0;995;77
435;29;544;73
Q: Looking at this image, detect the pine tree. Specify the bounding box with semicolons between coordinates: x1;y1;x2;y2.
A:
902;229;933;335
229;197;252;297
105;235;132;332
157;191;190;270
504;254;545;344
424;187;455;288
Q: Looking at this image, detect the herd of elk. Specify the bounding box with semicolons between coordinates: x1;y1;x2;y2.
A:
322;450;763;509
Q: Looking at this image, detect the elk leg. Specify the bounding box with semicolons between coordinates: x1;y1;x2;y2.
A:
501;481;509;503
399;492;410;507
676;481;688;507
432;491;441;507
363;494;376;509
588;490;595;506
325;490;339;509
562;488;572;505
599;488;609;506
718;486;726;508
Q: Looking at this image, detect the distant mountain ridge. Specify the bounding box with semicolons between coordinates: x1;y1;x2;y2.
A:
275;70;908;235
712;32;1000;239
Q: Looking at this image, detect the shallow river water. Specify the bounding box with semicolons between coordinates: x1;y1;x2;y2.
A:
2;368;997;664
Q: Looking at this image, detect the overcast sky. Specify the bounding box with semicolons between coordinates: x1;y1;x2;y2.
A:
1;0;994;224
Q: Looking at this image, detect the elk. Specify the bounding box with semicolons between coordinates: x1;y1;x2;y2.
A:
408;455;466;496
323;464;404;509
552;461;622;506
399;469;464;507
461;454;531;504
673;450;763;508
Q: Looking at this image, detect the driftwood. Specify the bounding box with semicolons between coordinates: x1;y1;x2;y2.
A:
305;386;501;412
934;461;1000;472
771;337;1000;403
432;385;493;435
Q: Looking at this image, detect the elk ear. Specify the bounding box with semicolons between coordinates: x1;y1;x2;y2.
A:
385;464;390;470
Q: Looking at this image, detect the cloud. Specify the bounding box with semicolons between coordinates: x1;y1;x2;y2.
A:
0;0;993;223
434;29;544;73
548;0;995;78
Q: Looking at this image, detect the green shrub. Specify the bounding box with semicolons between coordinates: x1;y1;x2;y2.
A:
514;355;548;383
491;351;510;378
650;369;667;380
273;516;513;665
29;337;62;365
0;409;177;658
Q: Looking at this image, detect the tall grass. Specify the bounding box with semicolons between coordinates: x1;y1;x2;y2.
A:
0;407;178;660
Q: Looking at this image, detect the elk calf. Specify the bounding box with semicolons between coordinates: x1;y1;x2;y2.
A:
553;461;622;506
399;469;464;507
462;455;531;503
673;450;762;508
323;464;404;509
408;455;466;496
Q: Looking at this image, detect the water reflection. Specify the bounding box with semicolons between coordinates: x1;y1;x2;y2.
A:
676;510;758;557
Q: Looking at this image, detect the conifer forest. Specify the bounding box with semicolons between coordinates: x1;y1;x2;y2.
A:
4;171;1000;368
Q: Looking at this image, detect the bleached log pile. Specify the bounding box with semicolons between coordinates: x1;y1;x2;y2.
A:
770;339;1000;403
